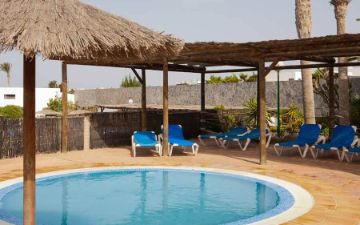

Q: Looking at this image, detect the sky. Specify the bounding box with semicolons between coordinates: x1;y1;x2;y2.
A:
0;0;359;89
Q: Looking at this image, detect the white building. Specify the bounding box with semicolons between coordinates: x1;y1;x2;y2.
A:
0;87;75;111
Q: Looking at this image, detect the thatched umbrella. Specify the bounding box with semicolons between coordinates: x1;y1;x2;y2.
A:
0;1;183;224
0;0;183;62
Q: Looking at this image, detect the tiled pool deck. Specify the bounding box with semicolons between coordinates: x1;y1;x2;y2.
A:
0;144;359;225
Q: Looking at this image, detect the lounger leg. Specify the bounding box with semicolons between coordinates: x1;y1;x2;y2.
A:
169;145;173;157
243;139;251;151
132;145;136;157
221;140;228;149
336;150;342;161
214;138;221;147
309;147;317;159
192;144;199;156
274;145;282;156
236;140;243;150
266;135;272;148
198;137;206;146
302;145;311;158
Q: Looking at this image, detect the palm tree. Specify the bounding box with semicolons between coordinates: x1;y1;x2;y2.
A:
330;0;351;124
295;0;316;124
0;63;12;87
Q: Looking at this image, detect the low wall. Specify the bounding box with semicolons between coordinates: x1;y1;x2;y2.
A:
0;111;200;158
89;110;200;149
0;117;84;159
75;78;360;117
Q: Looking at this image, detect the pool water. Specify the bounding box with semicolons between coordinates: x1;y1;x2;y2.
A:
0;169;293;225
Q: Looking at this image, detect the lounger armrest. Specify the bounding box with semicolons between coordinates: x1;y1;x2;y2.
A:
316;135;326;144
352;136;359;146
158;134;163;143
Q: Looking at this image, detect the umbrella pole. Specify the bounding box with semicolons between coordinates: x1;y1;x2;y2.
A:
23;55;36;225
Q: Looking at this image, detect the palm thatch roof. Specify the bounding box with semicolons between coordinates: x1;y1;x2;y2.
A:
0;0;184;63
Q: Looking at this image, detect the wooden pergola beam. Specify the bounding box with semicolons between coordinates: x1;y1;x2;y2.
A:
265;60;279;76
131;68;143;84
23;55;36;225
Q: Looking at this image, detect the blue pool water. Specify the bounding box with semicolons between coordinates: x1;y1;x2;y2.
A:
0;169;294;225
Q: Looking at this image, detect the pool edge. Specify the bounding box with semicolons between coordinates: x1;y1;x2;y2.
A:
0;166;314;225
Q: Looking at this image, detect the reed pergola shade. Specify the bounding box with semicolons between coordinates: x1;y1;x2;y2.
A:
0;0;184;62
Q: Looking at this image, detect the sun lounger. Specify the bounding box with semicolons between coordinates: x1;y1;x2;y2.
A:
131;131;162;157
274;124;324;158
342;145;360;163
311;125;357;161
198;127;248;146
221;128;272;151
161;124;199;156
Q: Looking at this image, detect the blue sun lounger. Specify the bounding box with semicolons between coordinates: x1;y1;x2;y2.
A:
221;128;272;151
342;145;360;163
162;124;199;156
311;125;357;161
131;131;162;157
198;127;248;146
274;124;324;158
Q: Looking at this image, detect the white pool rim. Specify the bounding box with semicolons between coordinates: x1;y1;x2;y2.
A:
0;166;314;225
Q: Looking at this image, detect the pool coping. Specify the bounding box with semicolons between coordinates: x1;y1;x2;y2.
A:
0;166;314;225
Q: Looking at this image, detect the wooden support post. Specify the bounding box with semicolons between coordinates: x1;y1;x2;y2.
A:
141;69;147;131
200;72;205;111
328;64;335;136
61;62;68;153
163;60;169;156
256;69;260;126
23;55;36;225
258;60;267;165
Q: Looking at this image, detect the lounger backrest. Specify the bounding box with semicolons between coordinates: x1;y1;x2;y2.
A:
134;131;156;144
330;125;356;146
298;124;321;144
229;127;247;135
168;124;185;139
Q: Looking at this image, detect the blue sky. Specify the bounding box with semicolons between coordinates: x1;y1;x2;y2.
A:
0;0;359;88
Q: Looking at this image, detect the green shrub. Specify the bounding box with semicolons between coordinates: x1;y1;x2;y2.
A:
0;105;23;119
121;75;141;88
243;98;271;128
281;104;304;134
47;96;77;112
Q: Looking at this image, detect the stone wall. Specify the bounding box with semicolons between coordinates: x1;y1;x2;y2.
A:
75;78;360;117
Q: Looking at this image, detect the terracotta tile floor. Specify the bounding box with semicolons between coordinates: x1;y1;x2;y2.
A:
0;143;359;225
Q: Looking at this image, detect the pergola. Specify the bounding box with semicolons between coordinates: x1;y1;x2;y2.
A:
66;33;360;165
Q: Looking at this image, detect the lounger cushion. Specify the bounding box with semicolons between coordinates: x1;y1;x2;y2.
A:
314;125;355;150
279;124;321;147
169;137;195;147
223;128;260;141
134;131;158;147
199;127;247;139
348;146;360;153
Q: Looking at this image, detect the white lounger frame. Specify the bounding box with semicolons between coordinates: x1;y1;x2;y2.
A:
341;139;359;163
273;125;325;159
221;129;272;151
310;126;358;161
198;134;222;147
131;134;162;157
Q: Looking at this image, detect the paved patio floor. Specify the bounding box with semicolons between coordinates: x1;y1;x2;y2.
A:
0;143;359;225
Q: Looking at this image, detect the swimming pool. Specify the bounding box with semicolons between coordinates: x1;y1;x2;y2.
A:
0;167;313;225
